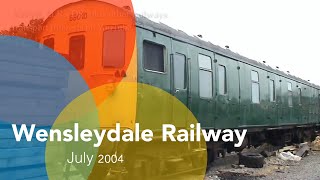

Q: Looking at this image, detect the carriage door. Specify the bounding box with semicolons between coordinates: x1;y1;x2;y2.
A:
214;54;240;129
267;73;278;126
171;40;189;126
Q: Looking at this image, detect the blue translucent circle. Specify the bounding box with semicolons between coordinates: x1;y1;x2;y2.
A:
0;36;88;179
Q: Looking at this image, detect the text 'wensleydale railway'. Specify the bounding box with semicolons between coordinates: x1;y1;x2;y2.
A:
12;123;247;147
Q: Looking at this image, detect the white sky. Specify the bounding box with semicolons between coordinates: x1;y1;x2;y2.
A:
133;0;320;85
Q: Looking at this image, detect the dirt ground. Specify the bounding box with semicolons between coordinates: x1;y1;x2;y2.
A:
261;151;320;180
205;151;320;180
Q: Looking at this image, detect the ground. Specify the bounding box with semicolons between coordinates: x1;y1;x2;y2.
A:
261;151;320;180
205;151;320;180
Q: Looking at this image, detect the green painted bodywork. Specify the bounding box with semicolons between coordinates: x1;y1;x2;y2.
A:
136;22;320;130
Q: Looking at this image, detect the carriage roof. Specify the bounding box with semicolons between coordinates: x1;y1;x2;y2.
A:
136;15;319;89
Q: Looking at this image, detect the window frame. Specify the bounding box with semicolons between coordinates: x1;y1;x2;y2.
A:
287;82;293;92
69;35;86;70
218;64;227;95
287;82;293;107
298;88;302;105
43;37;55;49
318;94;320;109
198;54;212;70
198;54;213;99
102;29;126;68
173;53;187;90
269;79;276;102
251;70;260;104
142;40;167;74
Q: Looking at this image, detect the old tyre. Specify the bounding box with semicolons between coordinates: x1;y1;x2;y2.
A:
239;152;265;168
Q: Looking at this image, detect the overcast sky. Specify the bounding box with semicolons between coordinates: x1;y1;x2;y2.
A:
133;0;320;85
1;0;319;85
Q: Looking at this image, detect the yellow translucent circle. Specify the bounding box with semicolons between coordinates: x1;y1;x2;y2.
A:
46;82;207;179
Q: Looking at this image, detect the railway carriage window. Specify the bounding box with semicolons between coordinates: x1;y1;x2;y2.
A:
318;94;320;110
198;54;213;98
44;38;54;49
199;70;213;98
251;71;260;103
288;82;293;107
69;35;85;70
288;82;292;91
103;29;125;68
143;41;165;72
173;54;186;89
218;65;227;95
198;54;212;70
269;79;275;102
298;88;302;105
251;71;259;82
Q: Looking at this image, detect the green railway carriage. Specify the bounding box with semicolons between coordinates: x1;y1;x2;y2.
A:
136;15;320;151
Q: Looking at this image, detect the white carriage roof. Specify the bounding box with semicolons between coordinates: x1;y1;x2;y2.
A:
136;15;319;89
